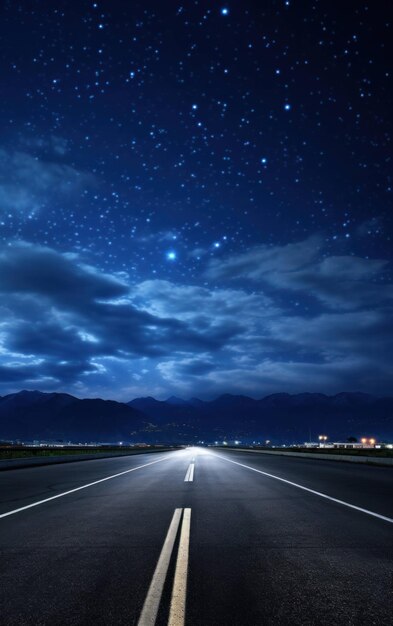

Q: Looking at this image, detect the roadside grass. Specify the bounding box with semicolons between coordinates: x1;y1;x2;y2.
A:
246;446;393;458
0;446;173;460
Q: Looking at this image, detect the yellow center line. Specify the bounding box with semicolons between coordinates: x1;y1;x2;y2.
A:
138;509;183;626
168;508;192;626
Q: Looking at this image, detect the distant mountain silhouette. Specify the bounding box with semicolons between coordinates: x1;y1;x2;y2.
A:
1;390;392;443
0;391;145;442
166;396;189;406
128;392;393;442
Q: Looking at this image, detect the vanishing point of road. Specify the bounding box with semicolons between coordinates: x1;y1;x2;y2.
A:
0;448;392;625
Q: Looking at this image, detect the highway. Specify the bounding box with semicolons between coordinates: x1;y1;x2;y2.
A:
0;448;392;625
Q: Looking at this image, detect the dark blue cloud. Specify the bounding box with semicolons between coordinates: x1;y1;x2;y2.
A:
206;237;393;310
0;239;392;399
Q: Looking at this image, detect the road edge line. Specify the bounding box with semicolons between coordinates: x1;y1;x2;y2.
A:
0;455;172;520
212;453;393;524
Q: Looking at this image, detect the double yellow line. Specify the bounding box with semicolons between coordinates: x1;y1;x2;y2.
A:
138;508;192;626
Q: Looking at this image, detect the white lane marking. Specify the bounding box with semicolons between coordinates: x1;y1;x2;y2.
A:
168;508;191;626
138;509;183;626
184;463;195;482
0;455;172;520
212;453;393;524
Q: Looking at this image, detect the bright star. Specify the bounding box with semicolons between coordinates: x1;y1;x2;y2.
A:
284;103;291;111
221;8;229;16
166;251;177;261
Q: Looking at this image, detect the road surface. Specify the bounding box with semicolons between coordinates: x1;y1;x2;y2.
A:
0;447;392;625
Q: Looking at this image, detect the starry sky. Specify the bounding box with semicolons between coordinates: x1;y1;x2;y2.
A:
0;1;392;400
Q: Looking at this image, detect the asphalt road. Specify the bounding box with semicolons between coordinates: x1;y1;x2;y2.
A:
0;448;392;625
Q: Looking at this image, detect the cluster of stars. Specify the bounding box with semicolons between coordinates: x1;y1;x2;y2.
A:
0;0;390;282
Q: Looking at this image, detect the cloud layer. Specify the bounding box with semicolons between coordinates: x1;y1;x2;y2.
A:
0;238;392;399
206;237;392;309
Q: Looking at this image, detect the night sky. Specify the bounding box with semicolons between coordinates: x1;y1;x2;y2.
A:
0;1;391;400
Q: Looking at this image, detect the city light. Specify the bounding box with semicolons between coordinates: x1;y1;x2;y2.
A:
360;437;376;446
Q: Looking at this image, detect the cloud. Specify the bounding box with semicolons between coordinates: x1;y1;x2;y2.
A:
135;280;392;397
0;239;392;399
157;355;216;381
155;306;393;397
274;256;392;309
206;237;393;310
0;242;128;303
133;279;274;327
0;242;239;392
270;309;393;361
166;355;392;397
206;236;322;281
0;147;95;215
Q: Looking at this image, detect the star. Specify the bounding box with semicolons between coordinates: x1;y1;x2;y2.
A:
0;0;389;403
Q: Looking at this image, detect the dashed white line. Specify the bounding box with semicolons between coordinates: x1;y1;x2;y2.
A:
184;463;195;482
137;508;183;626
0;455;172;520
212;453;393;524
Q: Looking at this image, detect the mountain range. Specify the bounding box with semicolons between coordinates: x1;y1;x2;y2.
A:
0;390;392;444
